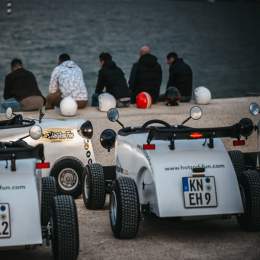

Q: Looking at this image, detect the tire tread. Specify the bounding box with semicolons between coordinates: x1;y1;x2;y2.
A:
51;195;79;260
238;169;260;231
111;177;140;239
83;163;106;209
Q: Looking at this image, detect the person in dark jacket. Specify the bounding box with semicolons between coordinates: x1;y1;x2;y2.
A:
166;52;193;102
94;52;130;107
1;58;45;112
129;46;162;104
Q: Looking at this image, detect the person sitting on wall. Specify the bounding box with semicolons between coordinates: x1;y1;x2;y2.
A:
166;52;193;102
93;52;130;108
0;58;45;113
46;53;88;109
129;45;162;104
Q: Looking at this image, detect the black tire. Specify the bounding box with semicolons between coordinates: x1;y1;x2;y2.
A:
237;170;260;231
83;163;106;209
109;177;140;239
41;176;57;226
51;195;79;260
50;157;84;198
229;150;245;181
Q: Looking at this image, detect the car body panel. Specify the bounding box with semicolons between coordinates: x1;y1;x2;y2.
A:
0;159;42;247
0;118;95;176
116;132;243;218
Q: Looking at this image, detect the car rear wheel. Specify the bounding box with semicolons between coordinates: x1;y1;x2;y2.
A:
110;177;140;239
228;150;245;181
51;195;79;260
237;170;260;231
51;157;84;198
41;176;57;226
83;163;106;209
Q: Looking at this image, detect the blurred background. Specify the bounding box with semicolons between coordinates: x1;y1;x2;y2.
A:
0;0;259;100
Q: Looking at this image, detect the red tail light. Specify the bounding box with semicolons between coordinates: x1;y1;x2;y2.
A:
143;144;156;150
36;162;50;169
190;132;203;139
233;140;245;146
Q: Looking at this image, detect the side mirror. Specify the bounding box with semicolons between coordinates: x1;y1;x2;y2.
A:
80;120;93;139
190;106;203;120
5;107;13;119
249;102;260;116
100;129;116;152
29;125;43;140
107;108;119;122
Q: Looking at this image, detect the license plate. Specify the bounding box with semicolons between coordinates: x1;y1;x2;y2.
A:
0;203;11;238
182;176;217;208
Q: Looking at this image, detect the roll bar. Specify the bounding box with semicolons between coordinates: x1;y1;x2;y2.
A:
118;118;254;149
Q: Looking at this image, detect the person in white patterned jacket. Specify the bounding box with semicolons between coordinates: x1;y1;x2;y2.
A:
46;53;88;109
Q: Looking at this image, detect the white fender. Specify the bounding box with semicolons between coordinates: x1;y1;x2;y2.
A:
0;159;42;247
116;133;243;218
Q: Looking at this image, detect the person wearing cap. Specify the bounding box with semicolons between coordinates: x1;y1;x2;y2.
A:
166;52;193;102
1;58;45;113
129;46;162;104
46;53;88;109
93;52;130;108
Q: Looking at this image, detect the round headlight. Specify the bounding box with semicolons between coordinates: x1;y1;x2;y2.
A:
29;125;43;140
239;118;254;138
80;120;93;139
100;129;116;151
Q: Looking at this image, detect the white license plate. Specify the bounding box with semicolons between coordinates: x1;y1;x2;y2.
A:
182;176;217;208
0;203;11;238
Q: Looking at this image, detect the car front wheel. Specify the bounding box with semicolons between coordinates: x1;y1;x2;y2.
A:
110;177;140;239
41;176;57;226
51;195;79;260
237;170;260;231
82;163;106;209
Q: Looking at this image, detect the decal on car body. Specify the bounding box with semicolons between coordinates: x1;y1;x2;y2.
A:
41;128;74;142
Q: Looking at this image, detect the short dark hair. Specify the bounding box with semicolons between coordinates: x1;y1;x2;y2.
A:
59;53;71;63
99;52;112;63
11;58;22;68
167;52;178;60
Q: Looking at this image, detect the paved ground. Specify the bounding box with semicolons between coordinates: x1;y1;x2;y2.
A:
1;97;260;259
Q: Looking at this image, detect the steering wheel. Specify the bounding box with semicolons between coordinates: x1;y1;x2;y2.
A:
141;119;171;129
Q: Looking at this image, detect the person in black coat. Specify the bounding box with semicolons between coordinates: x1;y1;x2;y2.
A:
129;46;162;104
166;52;193;102
1;58;45;112
94;52;130;107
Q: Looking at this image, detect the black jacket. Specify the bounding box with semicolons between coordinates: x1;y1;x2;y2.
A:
95;61;130;99
167;58;193;99
129;54;162;103
4;68;44;102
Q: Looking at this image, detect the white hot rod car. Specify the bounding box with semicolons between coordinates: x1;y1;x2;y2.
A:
0;126;79;259
0;108;95;198
84;106;260;239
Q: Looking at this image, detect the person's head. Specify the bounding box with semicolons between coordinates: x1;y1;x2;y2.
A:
11;58;23;72
166;52;178;65
58;53;71;65
99;52;112;66
139;45;151;56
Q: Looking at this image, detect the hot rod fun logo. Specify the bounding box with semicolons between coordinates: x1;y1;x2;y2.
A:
41;128;74;142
